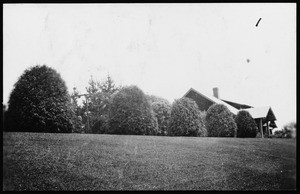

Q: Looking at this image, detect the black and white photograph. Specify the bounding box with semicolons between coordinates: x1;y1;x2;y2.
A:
3;3;296;190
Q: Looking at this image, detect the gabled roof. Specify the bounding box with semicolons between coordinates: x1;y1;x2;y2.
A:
242;106;277;121
183;88;239;115
220;99;253;110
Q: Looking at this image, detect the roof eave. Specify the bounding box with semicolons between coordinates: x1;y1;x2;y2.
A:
184;88;239;115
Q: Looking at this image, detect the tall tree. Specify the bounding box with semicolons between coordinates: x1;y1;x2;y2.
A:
70;87;84;133
97;74;120;95
81;75;121;133
5;65;76;133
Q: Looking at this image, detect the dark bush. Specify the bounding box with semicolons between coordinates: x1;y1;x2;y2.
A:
256;132;262;138
91;115;109;134
206;104;237;137
235;110;258;138
150;97;171;136
274;122;296;138
168;97;206;137
5;65;76;133
274;130;284;138
3;104;8;132
108;85;158;135
263;134;275;138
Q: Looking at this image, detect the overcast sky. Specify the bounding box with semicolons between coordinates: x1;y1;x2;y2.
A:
3;3;296;130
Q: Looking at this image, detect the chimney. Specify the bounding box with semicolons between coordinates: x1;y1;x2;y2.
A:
213;87;219;98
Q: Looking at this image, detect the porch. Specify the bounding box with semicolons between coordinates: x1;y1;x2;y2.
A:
243;106;277;138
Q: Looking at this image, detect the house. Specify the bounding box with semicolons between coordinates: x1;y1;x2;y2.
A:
183;87;277;137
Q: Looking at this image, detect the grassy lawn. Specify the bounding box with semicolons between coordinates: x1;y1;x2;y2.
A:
3;132;296;190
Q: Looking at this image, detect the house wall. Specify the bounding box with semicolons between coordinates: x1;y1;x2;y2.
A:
185;90;214;112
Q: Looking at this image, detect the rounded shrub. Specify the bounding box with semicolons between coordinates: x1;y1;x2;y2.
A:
235;110;258;137
206;104;237;137
108;85;158;135
5;65;76;133
151;100;171;136
168;97;206;137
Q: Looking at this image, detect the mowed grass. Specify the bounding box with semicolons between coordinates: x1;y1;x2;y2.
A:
3;132;296;190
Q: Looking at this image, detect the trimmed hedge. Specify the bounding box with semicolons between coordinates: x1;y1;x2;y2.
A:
235;110;258;138
168;97;206;137
5;65;76;133
206;104;237;137
151;100;171;136
108;85;158;135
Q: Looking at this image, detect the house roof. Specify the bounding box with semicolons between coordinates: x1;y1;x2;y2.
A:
220;99;253;110
183;88;239;115
183;88;277;122
242;106;277;121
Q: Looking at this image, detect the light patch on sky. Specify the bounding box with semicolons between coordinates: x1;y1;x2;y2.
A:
3;3;296;130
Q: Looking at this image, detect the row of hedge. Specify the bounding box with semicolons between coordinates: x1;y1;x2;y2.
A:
92;88;259;137
4;64;259;137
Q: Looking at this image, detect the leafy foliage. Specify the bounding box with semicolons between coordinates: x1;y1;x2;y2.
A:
274;122;296;138
72;116;84;133
70;75;121;133
150;97;171;136
5;65;76;133
91;115;109;134
168;97;206;137
70;87;84;133
147;95;170;105
108;85;158;135
83;75;121;133
206;104;237;137
235;110;258;138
